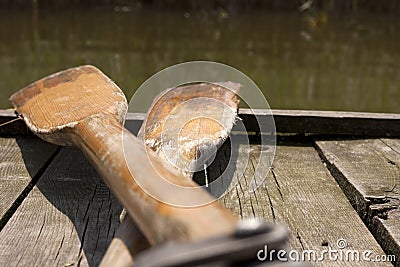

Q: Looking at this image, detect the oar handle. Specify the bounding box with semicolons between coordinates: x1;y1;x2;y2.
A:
100;216;148;267
73;115;237;244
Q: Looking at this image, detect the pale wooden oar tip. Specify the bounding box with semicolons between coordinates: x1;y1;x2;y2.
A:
214;81;241;92
10;65;99;108
9;65;127;146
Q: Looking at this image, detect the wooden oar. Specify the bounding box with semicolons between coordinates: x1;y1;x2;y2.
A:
9;65;238;246
100;81;241;266
138;82;240;179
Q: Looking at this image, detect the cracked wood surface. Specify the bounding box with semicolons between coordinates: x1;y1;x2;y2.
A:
316;138;400;266
0;137;58;226
221;141;391;266
0;137;397;266
0;148;123;267
0;112;400;266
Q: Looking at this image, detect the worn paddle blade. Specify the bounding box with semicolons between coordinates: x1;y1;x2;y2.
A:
138;82;240;177
10;65;127;146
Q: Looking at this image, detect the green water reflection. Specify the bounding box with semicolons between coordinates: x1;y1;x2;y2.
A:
0;7;399;112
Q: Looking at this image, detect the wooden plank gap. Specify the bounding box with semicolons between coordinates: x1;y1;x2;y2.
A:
313;139;400;266
313;142;370;219
0;146;61;230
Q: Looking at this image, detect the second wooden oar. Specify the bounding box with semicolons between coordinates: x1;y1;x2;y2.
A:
101;81;241;266
9;65;238;246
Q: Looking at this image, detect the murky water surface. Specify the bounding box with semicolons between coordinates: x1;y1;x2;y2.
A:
0;7;399;112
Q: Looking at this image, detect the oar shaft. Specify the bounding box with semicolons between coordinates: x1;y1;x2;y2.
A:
100;216;148;267
73;115;237;244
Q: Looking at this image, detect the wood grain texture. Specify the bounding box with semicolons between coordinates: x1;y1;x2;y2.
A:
221;141;390;266
138;82;240;177
10;66;127;134
0;136;58;226
316;138;400;266
0;148;123;267
9;65;127;146
240;109;400;136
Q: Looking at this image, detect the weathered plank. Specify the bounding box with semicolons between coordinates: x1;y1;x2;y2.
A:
240;109;400;137
0;148;123;267
222;141;391;266
0;136;58;227
316;138;400;266
126;109;400;137
2;108;400;137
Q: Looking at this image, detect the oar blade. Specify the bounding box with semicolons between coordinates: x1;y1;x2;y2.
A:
10;65;127;145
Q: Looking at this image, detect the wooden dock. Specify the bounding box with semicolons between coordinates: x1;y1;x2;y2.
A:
0;109;400;266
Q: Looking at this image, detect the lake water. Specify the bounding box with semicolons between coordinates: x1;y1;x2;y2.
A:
1;7;399;113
